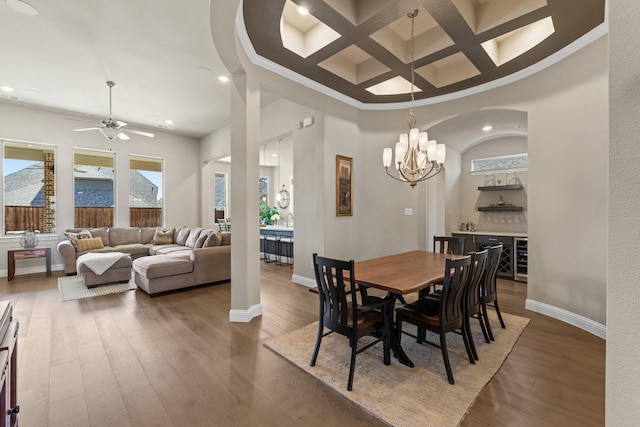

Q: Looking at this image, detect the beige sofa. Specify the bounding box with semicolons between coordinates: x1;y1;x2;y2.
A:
57;226;231;295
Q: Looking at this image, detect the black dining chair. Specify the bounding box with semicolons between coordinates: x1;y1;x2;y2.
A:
310;253;394;391
422;249;489;361
434;236;466;255
395;255;473;384
480;245;506;341
419;236;467;298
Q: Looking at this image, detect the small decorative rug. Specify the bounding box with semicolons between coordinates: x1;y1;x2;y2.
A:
58;275;137;301
265;310;529;427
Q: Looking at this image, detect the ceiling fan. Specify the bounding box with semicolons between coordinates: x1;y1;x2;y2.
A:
69;81;154;141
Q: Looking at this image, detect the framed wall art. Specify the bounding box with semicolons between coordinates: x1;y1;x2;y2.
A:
336;155;352;216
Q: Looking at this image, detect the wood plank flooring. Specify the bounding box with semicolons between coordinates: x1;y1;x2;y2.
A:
1;264;604;426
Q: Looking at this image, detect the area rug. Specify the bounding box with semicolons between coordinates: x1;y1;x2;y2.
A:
265;310;529;427
58;275;137;302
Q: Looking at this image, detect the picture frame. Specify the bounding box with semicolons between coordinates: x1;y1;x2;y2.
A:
336;155;352;216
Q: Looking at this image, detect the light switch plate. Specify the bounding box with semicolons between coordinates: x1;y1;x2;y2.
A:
404;208;413;216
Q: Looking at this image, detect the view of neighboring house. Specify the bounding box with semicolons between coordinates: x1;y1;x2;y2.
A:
4;162;158;207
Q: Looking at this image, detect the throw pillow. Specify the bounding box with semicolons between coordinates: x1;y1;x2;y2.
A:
174;226;191;246
152;227;175;245
195;230;213;248
203;230;222;247
185;227;204;248
75;237;105;252
64;229;92;250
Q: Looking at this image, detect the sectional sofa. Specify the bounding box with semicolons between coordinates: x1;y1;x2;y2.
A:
57;226;231;295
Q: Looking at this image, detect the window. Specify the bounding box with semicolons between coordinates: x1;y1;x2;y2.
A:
74;148;115;228
129;155;163;227
213;172;227;222
470;153;528;175
3;140;56;234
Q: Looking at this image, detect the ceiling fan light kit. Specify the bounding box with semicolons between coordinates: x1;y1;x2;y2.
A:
70;81;154;141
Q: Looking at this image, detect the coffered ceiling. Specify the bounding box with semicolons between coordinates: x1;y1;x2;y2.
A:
243;0;605;104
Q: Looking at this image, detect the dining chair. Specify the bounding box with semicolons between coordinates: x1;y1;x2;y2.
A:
422;249;489;361
480;245;506;341
419;236;467;298
434;236;466;255
395;255;473;385
310;253;394;391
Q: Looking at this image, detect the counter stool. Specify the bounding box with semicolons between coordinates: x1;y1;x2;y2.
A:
260;234;266;260
264;235;280;263
279;237;293;268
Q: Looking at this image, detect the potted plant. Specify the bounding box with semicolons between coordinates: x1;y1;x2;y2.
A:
259;203;279;226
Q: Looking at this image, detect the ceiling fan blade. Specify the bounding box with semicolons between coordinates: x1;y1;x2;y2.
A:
74;127;100;132
115;120;128;128
127;129;155;138
117;132;130;140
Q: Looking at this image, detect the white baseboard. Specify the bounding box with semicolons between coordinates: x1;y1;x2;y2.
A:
525;298;606;339
292;274;315;288
229;303;262;323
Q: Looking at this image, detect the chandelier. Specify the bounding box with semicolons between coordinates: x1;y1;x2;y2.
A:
382;9;446;188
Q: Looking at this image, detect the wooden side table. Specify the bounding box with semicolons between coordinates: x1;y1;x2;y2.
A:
7;246;51;281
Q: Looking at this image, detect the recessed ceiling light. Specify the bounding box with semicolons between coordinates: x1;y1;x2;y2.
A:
482;125;493;131
217;75;229;83
165;120;173;125
7;0;38;15
297;6;309;16
0;85;14;92
272;153;278;158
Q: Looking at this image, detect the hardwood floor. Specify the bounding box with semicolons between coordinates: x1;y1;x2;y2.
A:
2;264;604;426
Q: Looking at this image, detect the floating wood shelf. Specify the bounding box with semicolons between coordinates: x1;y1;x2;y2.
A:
477;184;523;191
478;206;524;212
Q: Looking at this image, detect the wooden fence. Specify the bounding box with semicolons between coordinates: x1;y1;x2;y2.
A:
74;207;114;228
5;206;161;231
5;206;44;232
130;208;162;227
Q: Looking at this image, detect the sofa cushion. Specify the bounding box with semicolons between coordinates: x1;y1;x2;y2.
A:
133;256;193;280
64;229;92;250
112;243;151;257
155;246;192;256
75;237;104;252
203;230;222;247
185;227;204;248
109;227;141;246
141;227;156;244
152;227;174;244
88;228;109;246
174;227;191;246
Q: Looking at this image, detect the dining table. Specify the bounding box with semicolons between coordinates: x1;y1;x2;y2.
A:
355;250;465;367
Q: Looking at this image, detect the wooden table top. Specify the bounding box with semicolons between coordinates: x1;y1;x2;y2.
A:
355;250;466;295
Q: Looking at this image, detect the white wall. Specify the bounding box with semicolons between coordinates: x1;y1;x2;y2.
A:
608;0;640;422
0;102;202;273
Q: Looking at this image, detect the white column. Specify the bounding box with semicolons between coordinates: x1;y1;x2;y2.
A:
228;71;262;322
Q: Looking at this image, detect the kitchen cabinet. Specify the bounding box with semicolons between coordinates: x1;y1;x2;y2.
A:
0;301;18;427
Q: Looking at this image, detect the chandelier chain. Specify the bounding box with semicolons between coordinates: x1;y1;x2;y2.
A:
408;9;417;128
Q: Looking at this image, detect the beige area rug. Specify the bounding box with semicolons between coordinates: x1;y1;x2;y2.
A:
58;275;137;302
265;310;529;427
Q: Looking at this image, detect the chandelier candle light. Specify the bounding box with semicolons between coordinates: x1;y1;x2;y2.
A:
382;9;446;188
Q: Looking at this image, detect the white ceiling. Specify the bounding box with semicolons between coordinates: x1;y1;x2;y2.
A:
0;0;231;138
